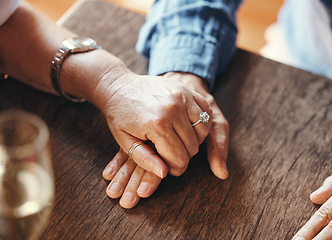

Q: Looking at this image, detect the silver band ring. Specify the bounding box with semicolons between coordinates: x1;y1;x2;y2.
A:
191;112;210;127
128;141;143;158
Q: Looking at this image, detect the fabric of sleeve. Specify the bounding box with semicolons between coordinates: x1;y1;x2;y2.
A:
136;0;242;88
0;0;22;26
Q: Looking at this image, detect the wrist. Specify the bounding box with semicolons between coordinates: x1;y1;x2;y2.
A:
90;58;132;111
59;49;129;108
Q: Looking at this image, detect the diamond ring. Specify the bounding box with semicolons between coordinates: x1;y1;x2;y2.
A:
191;112;210;127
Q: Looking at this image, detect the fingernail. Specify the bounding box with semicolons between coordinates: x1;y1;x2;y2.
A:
153;167;164;179
103;166;113;177
121;192;135;203
310;186;325;199
108;182;122;194
220;161;229;179
310;186;326;204
312;186;324;195
293;237;305;240
137;182;150;194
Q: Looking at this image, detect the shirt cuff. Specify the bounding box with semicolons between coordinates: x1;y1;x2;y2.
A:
148;34;220;88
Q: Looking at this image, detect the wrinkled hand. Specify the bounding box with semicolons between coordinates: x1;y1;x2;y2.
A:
293;175;332;240
163;72;229;179
102;72;229;208
97;71;212;177
103;148;162;209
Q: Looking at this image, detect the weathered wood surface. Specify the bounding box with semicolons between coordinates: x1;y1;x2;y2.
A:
0;0;331;239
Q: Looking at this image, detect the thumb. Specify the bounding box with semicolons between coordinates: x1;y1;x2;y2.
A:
207;133;229;180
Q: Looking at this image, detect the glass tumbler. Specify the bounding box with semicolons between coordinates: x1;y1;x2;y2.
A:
0;110;54;240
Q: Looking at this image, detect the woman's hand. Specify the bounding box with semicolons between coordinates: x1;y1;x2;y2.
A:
95;69;213;178
163;72;230;179
102;72;229;208
293;175;332;240
103;149;162;209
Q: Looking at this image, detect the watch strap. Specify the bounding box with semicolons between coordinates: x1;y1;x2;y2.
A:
50;46;86;102
50;41;100;103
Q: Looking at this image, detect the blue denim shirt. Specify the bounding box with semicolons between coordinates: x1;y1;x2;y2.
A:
136;0;242;88
137;0;332;87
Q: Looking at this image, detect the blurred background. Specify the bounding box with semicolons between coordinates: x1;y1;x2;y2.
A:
24;0;285;60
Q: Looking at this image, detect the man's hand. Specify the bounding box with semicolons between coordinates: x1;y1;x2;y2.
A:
103;149;162;209
293;175;332;240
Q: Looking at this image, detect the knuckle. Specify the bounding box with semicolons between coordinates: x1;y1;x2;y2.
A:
223;120;230;130
165;101;180;115
206;94;215;104
135;151;149;167
149;117;170;135
165;91;185;112
328;220;332;228
316;204;332;225
176;156;189;169
207;107;213;118
213;118;229;136
172;91;184;102
178;166;188;176
169;166;187;177
118;168;128;177
151;117;166;129
129;178;139;186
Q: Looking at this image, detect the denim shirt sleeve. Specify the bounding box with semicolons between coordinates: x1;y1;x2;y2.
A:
136;0;242;88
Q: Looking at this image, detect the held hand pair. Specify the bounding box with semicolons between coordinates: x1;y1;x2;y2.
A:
128;111;210;165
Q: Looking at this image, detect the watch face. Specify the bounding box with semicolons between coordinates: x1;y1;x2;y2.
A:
63;37;97;52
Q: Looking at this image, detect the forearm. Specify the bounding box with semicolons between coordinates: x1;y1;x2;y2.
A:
0;2;128;109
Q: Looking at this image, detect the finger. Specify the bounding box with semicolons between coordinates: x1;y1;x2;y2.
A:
156;93;212;175
293;196;332;240
129;140;169;178
311;176;332;204
312;220;332;240
137;171;162;198
102;149;127;180
207;105;229;180
172;109;199;159
189;92;213;145
119;166;146;209
114;131;168;179
165;92;199;159
147;124;190;176
172;91;212;160
106;159;136;199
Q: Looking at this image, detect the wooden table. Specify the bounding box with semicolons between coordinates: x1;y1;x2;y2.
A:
1;0;331;239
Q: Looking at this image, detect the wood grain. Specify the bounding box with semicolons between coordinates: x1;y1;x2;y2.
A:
1;1;331;239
